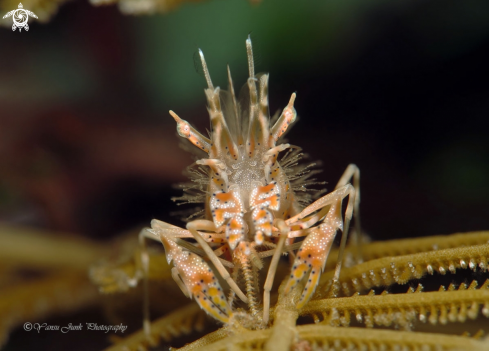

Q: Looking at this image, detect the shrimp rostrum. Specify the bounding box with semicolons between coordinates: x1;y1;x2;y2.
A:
143;36;360;327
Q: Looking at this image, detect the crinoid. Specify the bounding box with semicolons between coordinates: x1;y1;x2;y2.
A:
94;37;489;351
0;224;107;348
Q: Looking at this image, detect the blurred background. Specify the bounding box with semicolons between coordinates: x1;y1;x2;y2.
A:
0;0;489;348
1;0;488;240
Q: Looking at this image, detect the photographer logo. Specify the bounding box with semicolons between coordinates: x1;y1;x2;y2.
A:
3;3;38;32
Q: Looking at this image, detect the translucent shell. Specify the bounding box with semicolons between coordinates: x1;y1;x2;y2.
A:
159;233;232;323
284;200;345;308
226;216;247;250
161;37;358;325
170;110;211;153
170;41;297;253
284;223;336;308
249;182;280;211
210;189;243;227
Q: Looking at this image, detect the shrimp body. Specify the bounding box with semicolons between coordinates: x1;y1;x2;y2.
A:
170;41;299;254
152;36;360;325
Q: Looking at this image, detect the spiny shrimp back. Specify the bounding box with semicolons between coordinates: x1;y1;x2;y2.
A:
170;36;301;253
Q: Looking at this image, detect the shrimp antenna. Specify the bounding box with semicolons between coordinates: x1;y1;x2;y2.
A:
246;35;255;79
198;49;213;89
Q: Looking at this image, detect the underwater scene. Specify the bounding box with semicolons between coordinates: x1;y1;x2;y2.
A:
1;0;489;350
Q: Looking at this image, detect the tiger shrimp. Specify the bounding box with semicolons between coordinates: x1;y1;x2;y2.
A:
140;35;360;329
